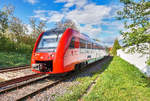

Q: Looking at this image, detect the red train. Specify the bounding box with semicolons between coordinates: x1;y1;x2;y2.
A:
31;28;107;74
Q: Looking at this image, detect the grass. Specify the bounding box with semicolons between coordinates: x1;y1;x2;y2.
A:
0;51;31;68
83;56;150;101
55;58;111;101
56;73;99;101
56;56;150;101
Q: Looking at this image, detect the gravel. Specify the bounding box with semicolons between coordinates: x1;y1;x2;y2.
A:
0;76;58;101
31;57;111;101
0;57;111;101
0;68;35;80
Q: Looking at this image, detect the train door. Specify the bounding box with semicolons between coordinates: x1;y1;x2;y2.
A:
64;37;76;67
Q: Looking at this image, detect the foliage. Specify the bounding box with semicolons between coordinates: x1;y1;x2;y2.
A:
0;5;79;67
30;18;46;39
147;58;150;66
0;36;32;54
9;17;28;43
0;52;31;68
83;56;150;101
112;39;121;56
0;5;14;34
105;47;110;54
0;5;47;57
55;19;78;31
117;0;150;53
0;10;8;34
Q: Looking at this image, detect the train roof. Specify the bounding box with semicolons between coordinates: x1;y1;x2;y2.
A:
81;33;102;47
81;33;90;38
45;28;66;34
45;28;102;47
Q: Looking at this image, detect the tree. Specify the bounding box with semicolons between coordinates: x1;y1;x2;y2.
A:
112;39;121;56
63;19;78;30
30;18;36;37
55;19;78;30
94;38;100;42
30;18;46;39
9;17;28;43
0;10;8;34
117;0;150;54
0;5;14;35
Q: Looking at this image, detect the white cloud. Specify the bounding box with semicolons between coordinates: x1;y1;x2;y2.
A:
26;24;32;34
33;10;48;21
48;11;64;22
100;35;123;47
26;0;39;4
80;25;102;38
32;0;123;45
66;4;111;25
34;10;47;14
102;21;124;31
55;0;87;8
33;10;64;22
64;3;111;38
33;2;111;38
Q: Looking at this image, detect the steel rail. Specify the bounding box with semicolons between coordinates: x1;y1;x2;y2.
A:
0;73;44;89
16;56;110;101
0;74;48;94
16;78;66;101
0;65;30;73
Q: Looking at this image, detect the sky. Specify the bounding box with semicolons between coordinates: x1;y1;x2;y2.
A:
0;0;125;46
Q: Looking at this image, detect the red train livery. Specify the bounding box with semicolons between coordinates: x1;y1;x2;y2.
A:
31;28;107;74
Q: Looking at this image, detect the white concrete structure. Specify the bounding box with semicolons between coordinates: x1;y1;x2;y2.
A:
117;48;150;77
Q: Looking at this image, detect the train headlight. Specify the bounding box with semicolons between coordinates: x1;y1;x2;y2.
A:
51;54;54;58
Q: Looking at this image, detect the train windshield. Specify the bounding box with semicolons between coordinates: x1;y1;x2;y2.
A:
36;31;63;52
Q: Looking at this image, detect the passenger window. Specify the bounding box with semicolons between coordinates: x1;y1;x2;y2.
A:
87;42;91;49
93;44;96;49
69;37;75;48
79;39;86;48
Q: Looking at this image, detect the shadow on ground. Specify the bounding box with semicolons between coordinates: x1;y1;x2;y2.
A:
47;56;113;82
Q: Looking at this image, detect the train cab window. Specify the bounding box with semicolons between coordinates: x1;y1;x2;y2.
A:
36;30;63;52
69;37;75;48
79;39;86;48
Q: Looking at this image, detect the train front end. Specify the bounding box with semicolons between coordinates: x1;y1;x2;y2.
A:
31;29;63;74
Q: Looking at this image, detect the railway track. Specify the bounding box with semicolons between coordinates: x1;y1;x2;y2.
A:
0;73;45;94
16;56;110;101
16;77;66;101
0;56;110;101
0;65;30;73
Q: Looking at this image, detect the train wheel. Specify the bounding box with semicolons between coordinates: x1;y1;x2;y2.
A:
86;61;88;65
75;64;81;71
81;62;87;68
74;64;79;71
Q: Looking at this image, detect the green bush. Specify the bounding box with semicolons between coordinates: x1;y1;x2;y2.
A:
17;43;32;54
0;35;33;55
112;39;121;56
147;58;150;66
0;52;31;68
